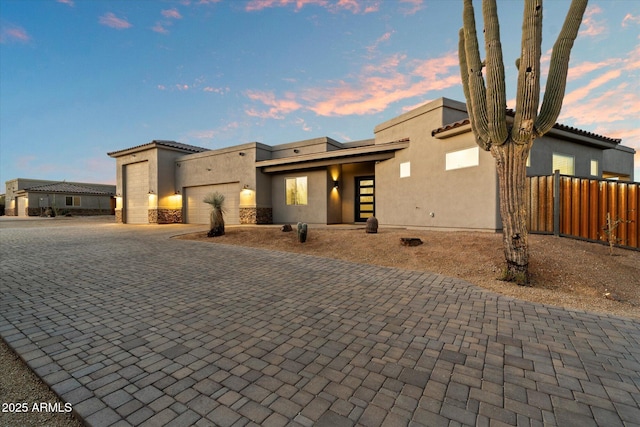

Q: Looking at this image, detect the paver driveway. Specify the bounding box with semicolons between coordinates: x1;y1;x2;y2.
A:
1;218;639;427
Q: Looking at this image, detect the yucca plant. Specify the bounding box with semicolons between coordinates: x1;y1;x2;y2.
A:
203;192;225;237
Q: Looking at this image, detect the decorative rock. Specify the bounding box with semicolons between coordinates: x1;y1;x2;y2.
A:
365;216;378;234
281;224;293;232
400;237;423;247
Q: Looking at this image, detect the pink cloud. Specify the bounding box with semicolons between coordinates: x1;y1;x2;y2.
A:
57;0;74;6
249;51;460;117
400;0;423;15
579;5;606;37
245;0;379;14
245;91;302;119
622;13;640;28
366;31;394;54
152;23;169;34
162;8;183;19
0;24;31;44
99;12;132;30
566;58;622;81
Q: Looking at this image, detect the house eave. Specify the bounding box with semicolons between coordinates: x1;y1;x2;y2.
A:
257;140;409;173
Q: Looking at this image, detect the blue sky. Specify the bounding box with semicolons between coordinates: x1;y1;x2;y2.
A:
1;0;639;186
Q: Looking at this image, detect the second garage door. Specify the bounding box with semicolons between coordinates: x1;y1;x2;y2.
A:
124;162;149;224
184;183;240;225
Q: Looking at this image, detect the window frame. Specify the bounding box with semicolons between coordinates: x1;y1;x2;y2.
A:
285;176;308;206
552;153;575;176
65;196;81;207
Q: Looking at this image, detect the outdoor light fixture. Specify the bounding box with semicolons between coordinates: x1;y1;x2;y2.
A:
239;152;245;156
243;184;250;189
333;181;339;189
293;149;300;153
148;190;154;194
175;190;181;195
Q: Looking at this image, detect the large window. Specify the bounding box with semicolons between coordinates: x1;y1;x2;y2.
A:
590;159;599;177
552;153;575;175
65;196;81;207
446;147;479;171
285;177;307;205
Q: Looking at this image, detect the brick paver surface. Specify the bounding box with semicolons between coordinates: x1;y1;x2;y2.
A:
1;218;639;426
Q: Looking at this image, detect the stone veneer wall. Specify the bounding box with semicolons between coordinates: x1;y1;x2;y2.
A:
157;209;182;224
148;209;182;224
115;211;123;223
239;207;273;224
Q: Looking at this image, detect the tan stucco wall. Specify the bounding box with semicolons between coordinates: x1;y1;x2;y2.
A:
272;169;327;224
374;98;500;231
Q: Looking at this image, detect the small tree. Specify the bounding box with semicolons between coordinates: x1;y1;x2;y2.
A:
458;0;587;284
204;192;225;237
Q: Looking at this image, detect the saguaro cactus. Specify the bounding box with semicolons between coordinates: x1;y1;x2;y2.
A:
458;0;587;284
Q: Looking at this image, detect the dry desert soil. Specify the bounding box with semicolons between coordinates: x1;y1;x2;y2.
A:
1;226;638;427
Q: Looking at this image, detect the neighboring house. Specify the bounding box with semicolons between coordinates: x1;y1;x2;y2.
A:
3;178;116;217
107;97;635;230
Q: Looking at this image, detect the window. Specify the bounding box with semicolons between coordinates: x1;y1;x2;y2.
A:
446;147;479;170
65;196;81;207
590;159;598;176
552;153;575;175
400;162;411;178
285;177;307;205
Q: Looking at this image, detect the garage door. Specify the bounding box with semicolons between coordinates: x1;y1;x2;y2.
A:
124;162;149;224
17;197;26;217
184;183;240;225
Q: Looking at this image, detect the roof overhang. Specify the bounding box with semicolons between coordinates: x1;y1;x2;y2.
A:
257;140;409;173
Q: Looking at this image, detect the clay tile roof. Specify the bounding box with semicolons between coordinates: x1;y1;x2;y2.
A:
26;182;113;195
432;110;622;145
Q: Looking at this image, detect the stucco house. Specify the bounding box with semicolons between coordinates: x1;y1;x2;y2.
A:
107;97;635;230
3;178;116;217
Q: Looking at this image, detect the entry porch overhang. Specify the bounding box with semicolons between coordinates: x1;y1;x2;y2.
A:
257;140;409;173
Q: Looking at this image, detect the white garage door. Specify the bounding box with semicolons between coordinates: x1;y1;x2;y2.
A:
124;162;149;224
184;183;240;225
17;197;26;217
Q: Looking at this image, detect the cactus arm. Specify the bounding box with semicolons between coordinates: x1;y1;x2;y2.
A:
536;0;588;134
461;0;490;147
482;0;508;145
513;0;543;144
459;29;490;150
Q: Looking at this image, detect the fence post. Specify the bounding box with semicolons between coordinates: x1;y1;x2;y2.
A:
553;169;560;237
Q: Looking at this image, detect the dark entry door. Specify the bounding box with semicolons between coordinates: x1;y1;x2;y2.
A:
355;176;375;222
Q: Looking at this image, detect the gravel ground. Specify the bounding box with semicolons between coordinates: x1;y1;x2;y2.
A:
1;222;637;427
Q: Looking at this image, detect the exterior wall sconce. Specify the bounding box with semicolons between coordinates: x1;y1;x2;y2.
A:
176;163;181;167
148;190;154;194
239;152;245;156
243;184;250;190
174;190;181;195
333;181;339;189
293;149;300;153
115;193;121;197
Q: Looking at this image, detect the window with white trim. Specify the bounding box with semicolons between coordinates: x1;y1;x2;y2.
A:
65;196;81;207
446;147;479;171
400;162;411;178
552;153;575;175
285;177;307;205
590;159;598;176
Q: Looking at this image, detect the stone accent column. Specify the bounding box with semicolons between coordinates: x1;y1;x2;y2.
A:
148;209;158;224
115;210;123;223
239;207;273;224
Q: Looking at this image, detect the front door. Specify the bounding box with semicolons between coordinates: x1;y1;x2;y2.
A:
355;176;375;222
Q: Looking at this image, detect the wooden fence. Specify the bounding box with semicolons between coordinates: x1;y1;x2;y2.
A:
527;171;639;250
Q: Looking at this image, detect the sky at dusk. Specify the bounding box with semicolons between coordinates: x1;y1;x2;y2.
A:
1;0;639;186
